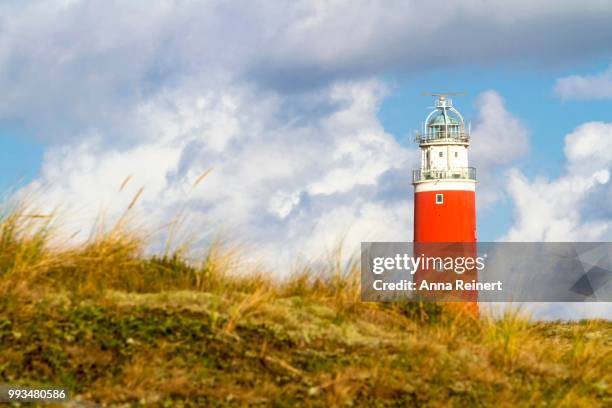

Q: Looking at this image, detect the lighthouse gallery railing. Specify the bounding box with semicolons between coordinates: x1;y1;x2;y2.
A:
415;131;470;144
412;167;476;183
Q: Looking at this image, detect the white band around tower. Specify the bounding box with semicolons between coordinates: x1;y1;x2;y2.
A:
414;180;476;193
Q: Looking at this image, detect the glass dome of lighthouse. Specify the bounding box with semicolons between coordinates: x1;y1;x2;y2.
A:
419;95;469;143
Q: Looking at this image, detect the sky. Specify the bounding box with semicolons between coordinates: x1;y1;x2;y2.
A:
0;1;611;318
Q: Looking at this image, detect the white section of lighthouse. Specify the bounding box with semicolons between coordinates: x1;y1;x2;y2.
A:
412;94;477;242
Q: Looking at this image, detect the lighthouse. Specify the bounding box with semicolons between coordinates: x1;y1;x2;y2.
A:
412;94;478;305
413;94;476;243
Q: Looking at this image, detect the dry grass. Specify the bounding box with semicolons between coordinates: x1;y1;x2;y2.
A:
0;202;610;407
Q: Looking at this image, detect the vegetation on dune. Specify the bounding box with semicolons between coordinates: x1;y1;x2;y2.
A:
0;203;611;407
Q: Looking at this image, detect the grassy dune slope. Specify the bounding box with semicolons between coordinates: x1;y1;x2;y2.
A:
0;206;610;406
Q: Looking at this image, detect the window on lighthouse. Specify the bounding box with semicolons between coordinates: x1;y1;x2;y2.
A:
436;194;444;204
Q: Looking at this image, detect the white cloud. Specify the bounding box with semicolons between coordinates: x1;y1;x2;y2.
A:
470;91;529;168
483;302;612;321
23;78;414;272
502;169;610;241
0;1;611;144
527;303;612;321
483;116;612;321
0;0;606;302
470;91;529;208
555;64;612;101
22;85;524;272
503;122;612;242
565;122;612;175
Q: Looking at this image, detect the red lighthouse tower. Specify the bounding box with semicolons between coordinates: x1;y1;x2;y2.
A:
413;94;478;306
413;94;476;243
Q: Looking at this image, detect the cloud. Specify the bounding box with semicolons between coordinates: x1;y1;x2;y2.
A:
470;91;529;168
502;168;610;241
469;91;529;208
530;303;612;321
23;78;415;271
565;122;612;176
0;1;611;143
1;1;604;280
22;84;524;272
503;122;612;241
479;116;612;321
554;64;612;100
249;1;612;90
